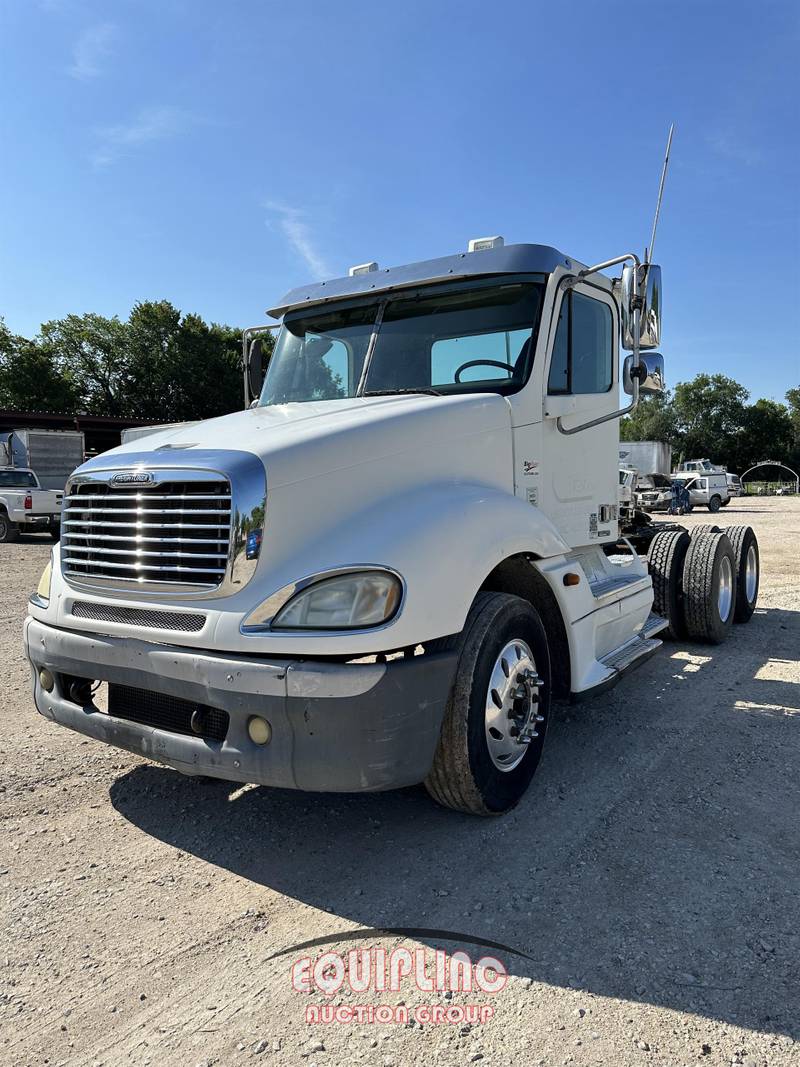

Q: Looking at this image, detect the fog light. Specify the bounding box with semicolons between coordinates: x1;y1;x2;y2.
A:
247;716;272;745
39;668;55;692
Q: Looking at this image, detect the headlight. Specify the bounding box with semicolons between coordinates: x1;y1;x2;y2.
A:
33;557;53;605
268;570;402;631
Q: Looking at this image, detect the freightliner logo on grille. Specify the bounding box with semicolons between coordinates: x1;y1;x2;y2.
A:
109;472;156;485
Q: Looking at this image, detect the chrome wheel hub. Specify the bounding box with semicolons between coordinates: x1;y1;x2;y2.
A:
485;639;544;772
718;555;733;621
745;544;757;602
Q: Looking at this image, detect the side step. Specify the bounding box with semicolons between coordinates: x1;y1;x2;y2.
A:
571;613;667;703
588;571;650;602
600;635;661;674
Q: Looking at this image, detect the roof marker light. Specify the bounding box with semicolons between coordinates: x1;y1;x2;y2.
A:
468;236;504;253
349;261;379;276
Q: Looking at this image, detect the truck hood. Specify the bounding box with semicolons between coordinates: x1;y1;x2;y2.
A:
97;393;513;488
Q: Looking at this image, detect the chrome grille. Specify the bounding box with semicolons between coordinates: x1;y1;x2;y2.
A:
62;476;232;590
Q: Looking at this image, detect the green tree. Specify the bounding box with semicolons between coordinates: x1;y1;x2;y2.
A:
784;387;800;474
620;390;678;444
672;373;749;464
125;300;184;419
0;318;77;411
38;313;131;415
732;398;794;472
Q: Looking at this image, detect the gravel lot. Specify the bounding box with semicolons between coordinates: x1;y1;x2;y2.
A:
1;497;798;1067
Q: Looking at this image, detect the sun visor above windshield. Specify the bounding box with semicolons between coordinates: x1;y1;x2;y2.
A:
267;243;579;319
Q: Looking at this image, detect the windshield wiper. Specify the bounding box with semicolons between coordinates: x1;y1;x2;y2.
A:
363;387;443;397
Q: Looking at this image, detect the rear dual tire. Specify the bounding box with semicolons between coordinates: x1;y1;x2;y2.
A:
682;532;736;644
690;524;720;538
725;525;759;623
647;529;691;640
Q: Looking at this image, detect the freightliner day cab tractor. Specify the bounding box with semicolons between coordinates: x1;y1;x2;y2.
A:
24;134;763;815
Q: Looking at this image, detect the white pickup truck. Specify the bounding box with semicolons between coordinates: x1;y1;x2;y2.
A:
24;237;762;815
0;468;63;542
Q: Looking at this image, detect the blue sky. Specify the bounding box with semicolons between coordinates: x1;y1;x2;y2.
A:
1;0;798;402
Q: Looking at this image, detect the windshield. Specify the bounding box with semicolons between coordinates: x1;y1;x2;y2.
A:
259;279;545;406
0;470;37;488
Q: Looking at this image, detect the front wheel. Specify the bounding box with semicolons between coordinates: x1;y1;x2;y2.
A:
425;592;551;815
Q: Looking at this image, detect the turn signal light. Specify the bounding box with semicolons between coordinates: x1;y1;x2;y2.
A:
563;572;581;587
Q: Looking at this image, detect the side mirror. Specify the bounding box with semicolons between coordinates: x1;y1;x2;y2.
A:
246;337;265;403
620;263;662;350
623;351;665;396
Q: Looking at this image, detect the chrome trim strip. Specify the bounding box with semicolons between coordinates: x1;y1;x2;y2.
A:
65;493;230;502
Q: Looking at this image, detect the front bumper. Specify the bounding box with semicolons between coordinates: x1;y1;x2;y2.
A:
24;617;457;792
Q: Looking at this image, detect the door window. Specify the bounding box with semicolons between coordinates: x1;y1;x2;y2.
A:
547;291;613;394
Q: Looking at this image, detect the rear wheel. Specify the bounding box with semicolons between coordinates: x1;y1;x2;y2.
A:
724;525;759;623
690;524;720;538
720;498;730;507
647;529;691;639
425;592;551;816
49;521;61;542
0;513;20;543
708;495;722;513
682;532;736;644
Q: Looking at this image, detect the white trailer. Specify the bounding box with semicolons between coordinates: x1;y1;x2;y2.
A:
618;440;671;477
2;429;85;490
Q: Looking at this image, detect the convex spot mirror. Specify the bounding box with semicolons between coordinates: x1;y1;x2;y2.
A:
623;351;665;396
620;263;662;350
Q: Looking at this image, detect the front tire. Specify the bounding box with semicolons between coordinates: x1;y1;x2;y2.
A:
425;592;551;816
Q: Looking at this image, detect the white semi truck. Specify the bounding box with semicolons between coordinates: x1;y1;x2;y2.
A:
24;231;762;815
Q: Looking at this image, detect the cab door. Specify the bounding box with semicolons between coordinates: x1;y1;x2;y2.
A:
538;282;620;549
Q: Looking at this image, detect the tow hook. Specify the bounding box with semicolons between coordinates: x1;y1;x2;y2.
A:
509;667;545;745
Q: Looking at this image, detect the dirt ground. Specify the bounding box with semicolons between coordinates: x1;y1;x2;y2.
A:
1;497;798;1067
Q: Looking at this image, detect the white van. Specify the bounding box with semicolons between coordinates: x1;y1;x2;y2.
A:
673;471;730;512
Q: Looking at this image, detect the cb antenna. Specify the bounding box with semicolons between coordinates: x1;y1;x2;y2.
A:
645;124;674;265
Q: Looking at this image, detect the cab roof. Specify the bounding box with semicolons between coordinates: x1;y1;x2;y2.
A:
267;242;583;319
